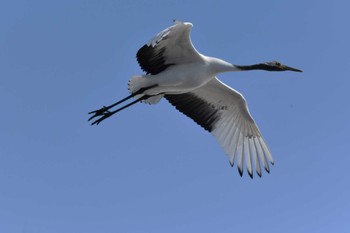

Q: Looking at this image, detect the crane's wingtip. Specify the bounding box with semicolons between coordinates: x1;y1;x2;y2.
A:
238;167;243;177
229;160;234;167
248;172;253;179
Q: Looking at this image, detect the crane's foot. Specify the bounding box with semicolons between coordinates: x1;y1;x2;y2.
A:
88;106;110;121
88;92;153;126
88;106;108;115
89;111;114;125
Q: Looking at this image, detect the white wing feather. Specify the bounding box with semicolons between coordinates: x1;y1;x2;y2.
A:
191;78;274;177
137;21;202;75
145;21;202;64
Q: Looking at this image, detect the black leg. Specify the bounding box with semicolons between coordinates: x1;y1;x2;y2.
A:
88;84;158;122
90;95;149;125
88;94;134;121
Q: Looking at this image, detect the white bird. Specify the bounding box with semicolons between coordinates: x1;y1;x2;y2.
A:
89;20;302;178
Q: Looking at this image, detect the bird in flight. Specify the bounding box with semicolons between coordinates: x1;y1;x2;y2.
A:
88;20;302;178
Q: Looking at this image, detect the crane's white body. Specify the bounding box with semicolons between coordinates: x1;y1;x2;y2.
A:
130;59;235;96
128;20;273;177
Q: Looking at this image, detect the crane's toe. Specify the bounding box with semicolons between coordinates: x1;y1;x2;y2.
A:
88;106;108;115
88;106;110;121
90;111;114;125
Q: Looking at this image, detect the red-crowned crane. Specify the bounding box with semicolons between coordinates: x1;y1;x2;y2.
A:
89;20;302;178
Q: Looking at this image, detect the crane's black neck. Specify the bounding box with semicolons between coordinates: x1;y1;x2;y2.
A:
236;64;277;72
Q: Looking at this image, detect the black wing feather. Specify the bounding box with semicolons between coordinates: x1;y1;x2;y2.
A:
165;93;222;132
136;44;174;75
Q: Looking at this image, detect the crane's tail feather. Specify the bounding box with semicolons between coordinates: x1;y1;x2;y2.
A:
142;95;164;104
128;75;163;104
128;75;148;96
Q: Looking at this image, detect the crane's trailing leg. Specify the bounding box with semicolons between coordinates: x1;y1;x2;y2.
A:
88;84;157;125
89;95;150;125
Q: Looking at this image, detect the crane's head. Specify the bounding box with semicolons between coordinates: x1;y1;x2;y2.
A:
259;61;302;72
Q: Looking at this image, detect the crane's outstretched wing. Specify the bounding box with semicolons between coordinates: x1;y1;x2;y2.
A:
136;20;202;75
165;78;274;178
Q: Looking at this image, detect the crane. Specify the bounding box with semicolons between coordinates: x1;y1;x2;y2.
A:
88;20;302;178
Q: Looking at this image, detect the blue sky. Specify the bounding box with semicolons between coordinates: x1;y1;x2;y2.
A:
1;0;349;232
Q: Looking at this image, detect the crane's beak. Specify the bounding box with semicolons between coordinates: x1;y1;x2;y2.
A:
282;65;302;72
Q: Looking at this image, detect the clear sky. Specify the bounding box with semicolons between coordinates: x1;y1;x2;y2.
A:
1;0;349;232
